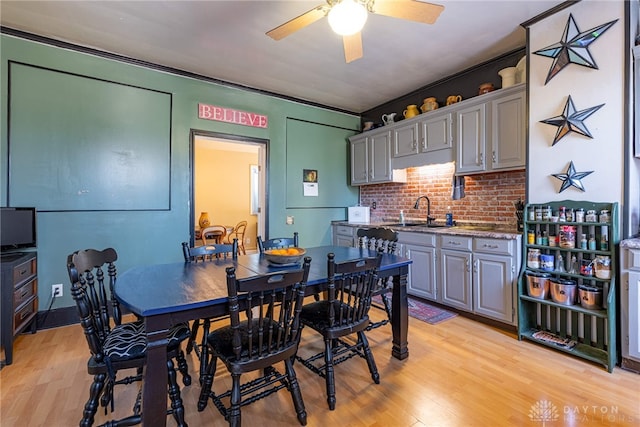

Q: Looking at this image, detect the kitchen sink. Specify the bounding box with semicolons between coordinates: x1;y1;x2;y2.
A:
386;223;448;228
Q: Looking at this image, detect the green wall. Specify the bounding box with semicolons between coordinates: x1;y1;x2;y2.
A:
0;34;360;312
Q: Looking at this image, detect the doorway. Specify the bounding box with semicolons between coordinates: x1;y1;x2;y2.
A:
190;130;267;251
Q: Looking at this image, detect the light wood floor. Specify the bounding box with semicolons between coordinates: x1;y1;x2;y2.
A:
1;309;638;426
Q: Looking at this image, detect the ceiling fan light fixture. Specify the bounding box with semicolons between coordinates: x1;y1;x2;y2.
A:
328;0;368;36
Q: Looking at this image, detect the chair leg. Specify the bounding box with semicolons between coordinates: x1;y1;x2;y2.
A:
199;319;212;384
323;338;336;410
186;320;200;355
381;291;392;322
284;357;307;426
228;373;242;427
80;373;106;427
174;349;191;386
358;331;380;384
197;354;217;411
166;358;187;427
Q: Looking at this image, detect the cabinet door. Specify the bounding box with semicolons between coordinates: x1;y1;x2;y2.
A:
369;131;393;183
350;136;368;185
473;253;514;324
440;249;472;311
393;122;419;157
405;243;437;301
419;112;452;153
455;103;486;174
491;89;525;170
628;271;640;361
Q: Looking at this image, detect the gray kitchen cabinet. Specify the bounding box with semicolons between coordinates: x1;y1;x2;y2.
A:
455;101;486;174
332;224;356;247
621;244;640;371
473;237;518;324
440;235;473;311
455;84;525;175
350;130;406;185
397;231;437;301
392;122;420;158
393;111;452;158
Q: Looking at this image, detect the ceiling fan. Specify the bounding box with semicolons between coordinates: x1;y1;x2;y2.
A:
266;0;445;63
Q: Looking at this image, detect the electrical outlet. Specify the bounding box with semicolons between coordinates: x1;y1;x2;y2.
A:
372;201;377;209
52;284;63;297
286;216;294;225
245;238;250;244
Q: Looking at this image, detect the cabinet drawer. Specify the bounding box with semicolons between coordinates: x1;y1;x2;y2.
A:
335;226;355;237
440;235;473;251
626;248;640;271
14;278;37;308
14;296;37;334
398;231;436;247
13;258;36;286
474;238;513;256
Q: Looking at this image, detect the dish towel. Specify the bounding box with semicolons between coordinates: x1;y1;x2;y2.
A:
451;174;465;200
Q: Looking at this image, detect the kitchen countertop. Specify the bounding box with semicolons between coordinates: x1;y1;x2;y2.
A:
332;220;522;240
621;237;640;249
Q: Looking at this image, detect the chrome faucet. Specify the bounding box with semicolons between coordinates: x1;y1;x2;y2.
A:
413;195;436;225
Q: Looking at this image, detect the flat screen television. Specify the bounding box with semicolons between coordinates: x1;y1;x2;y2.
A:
1;207;37;251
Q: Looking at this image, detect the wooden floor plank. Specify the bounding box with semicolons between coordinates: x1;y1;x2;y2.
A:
1;312;638;426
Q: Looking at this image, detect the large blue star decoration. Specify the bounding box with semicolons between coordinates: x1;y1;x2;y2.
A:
540;95;604;146
534;14;618;84
551;161;593;193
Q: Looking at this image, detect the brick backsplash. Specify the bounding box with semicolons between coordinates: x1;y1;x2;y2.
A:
359;162;525;226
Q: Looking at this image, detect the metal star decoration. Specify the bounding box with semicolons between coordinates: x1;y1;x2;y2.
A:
534;14;618;84
540;95;604;146
551;161;593;193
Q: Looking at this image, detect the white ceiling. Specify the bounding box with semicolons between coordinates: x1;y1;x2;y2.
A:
0;0;563;113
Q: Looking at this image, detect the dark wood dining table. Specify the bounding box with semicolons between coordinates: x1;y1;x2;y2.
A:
115;245;411;426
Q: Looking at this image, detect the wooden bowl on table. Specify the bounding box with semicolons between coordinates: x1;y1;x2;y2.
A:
264;248;306;266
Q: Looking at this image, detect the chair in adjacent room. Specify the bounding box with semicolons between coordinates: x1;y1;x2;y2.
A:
182;239;238;381
225;220;247;255
197;257;312;426
201;225;228;245
295;252;382;410
356;227;399;330
257;232;299;253
67;248;191;427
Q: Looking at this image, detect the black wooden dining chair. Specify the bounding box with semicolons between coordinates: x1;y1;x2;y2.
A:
197;257;312;426
356;227;399;330
257;232;299;253
295;252;382;410
67;248;191;427
182;239;238;382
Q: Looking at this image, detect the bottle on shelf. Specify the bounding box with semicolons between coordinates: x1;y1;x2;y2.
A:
588;234;597;250
555;254;565;272
600;226;609;250
568;255;578;274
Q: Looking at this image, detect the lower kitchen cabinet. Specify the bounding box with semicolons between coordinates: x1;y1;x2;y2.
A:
332;224;356;247
474;252;514;323
398;232;437;301
441;247;473;311
620;243;640;371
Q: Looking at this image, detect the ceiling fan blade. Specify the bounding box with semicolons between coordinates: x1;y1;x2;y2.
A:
266;5;327;41
374;0;444;25
343;32;363;63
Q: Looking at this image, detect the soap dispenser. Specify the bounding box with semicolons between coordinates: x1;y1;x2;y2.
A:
446;206;453;226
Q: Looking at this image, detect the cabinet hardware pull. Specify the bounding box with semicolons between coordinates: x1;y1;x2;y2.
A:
483;244;499;249
448;241;461;245
492;151;496;162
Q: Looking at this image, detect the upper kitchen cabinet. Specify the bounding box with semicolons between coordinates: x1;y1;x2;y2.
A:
350;129;407;186
392;110;454;169
455;84;525;175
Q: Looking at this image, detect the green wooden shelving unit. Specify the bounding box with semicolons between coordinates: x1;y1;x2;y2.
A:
517;200;618;372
